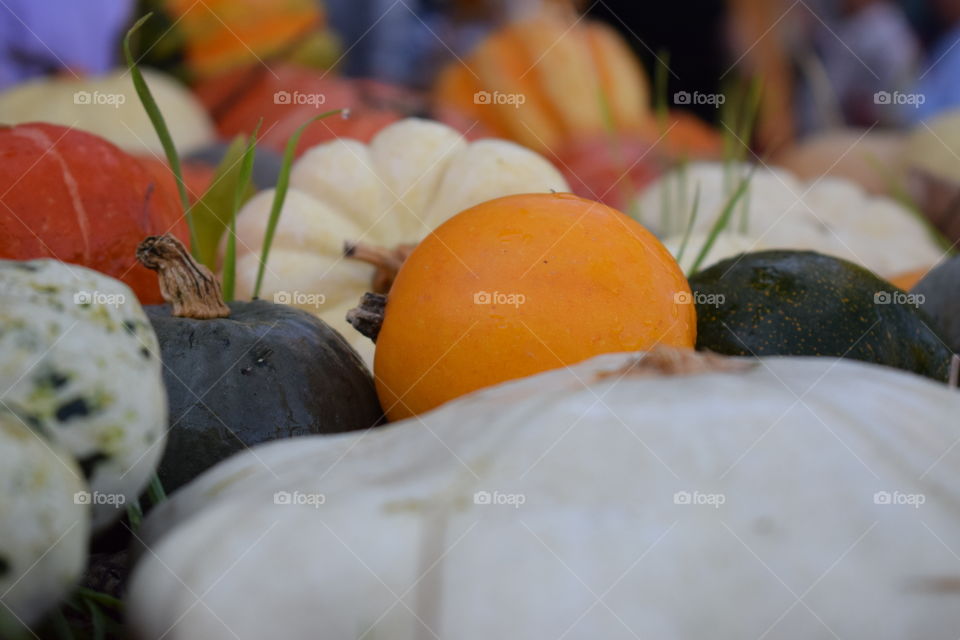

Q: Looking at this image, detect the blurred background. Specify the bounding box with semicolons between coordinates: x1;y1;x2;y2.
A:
3;0;960;243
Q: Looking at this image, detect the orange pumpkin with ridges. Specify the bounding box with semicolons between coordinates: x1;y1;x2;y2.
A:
372;193;696;420
0;123;188;304
434;14;652;154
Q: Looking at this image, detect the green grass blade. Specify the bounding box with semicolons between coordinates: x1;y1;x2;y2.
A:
76;588;124;611
676;183;701;264
224;128;260;302
253;109;346;299
85;598;107;640
690;166;757;274
147;472;167;506
123;13;195;249
190;136;255;268
126;499;143;531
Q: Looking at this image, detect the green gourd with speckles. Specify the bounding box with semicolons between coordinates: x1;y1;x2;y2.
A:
690;250;952;381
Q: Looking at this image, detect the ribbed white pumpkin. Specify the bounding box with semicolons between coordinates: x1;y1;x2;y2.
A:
637;162;943;276
128;349;960;639
0;412;88;629
0;260;167;528
661;231;761;275
0;69;215;155
229;118;570;363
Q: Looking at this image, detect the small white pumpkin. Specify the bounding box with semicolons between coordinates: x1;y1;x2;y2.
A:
637;162;943;276
229;117;570;363
0;412;89;629
0;69;215;156
0;260;167;528
661;231;761;274
128;349;960;639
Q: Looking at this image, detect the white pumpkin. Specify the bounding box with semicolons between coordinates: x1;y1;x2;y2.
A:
0;69;215;156
128;349;960;639
661;231;761;275
0;260;167;528
775;128;906;196
0;412;89;629
637;162;943;276
230;117;570;362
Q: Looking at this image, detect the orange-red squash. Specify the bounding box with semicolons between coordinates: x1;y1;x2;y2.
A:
0;123;189;304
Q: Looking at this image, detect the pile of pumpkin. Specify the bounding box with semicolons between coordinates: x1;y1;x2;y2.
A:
3;9;960;640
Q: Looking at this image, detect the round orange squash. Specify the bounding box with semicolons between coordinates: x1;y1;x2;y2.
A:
372;193;696;420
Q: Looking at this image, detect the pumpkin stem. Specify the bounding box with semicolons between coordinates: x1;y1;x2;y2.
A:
346;292;386;342
136;234;231;319
343;241;416;295
950;354;959;390
594;346;755;381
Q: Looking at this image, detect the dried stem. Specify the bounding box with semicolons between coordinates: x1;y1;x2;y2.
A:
346;292;386;343
137;234;231;319
344;241;416;294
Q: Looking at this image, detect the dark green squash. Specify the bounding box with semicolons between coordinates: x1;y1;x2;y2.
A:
690;250;952;381
138;234;384;492
912;256;960;354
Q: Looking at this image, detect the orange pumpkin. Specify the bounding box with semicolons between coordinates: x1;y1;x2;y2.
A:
164;0;324;78
888;267;930;291
371;193;696;420
194;64;409;156
434;13;653;154
136;156;218;205
0;123;189;304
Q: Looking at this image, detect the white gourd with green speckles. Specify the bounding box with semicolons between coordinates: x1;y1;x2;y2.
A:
0;412;89;629
0;259;167;529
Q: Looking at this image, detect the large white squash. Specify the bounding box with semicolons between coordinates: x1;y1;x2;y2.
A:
230;118;570;362
128;349;960;639
0;260;167;528
0;69;215;156
0;412;89;629
638;162;943;276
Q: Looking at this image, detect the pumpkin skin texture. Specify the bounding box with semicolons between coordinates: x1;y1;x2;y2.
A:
912;256;960;353
690;250;952;381
0;413;89;629
373;193;696;420
0;123;190;304
0;260;167;529
230;118;569;364
146;300;384;492
128;349;960;639
0;69;215;156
